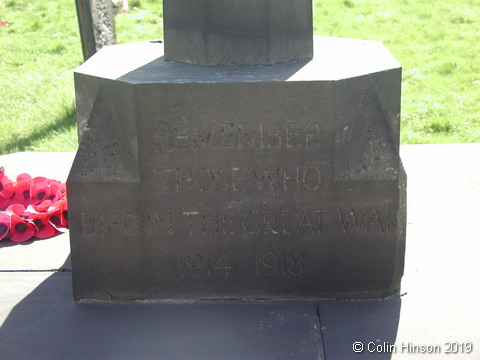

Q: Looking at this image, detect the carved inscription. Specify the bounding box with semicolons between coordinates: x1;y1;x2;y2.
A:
80;208;398;237
81;211;138;236
180;209;327;235
337;209;398;233
154;121;321;152
155;165;322;193
179;251;305;279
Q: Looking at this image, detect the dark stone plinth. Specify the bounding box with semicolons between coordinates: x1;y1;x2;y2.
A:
163;0;313;66
68;36;406;302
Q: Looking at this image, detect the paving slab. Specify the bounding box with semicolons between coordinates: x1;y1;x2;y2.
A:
394;144;480;360
0;235;71;271
319;298;401;360
400;143;480;225
0;272;323;360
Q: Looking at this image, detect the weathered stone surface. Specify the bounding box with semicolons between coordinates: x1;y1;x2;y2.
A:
163;0;313;66
68;36;405;302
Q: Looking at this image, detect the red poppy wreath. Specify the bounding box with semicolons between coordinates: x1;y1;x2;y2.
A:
0;166;68;243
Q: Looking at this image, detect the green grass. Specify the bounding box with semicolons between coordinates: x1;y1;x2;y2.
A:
0;0;80;153
0;0;478;154
114;0;163;42
313;0;480;143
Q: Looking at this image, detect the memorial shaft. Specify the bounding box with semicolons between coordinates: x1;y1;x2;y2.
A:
163;0;313;66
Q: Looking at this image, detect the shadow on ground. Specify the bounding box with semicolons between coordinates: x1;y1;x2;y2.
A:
0;255;401;360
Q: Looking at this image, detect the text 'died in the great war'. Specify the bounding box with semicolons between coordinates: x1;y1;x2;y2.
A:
79;208;399;237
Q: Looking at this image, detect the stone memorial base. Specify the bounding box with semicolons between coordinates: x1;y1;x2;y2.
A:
69;36;405;302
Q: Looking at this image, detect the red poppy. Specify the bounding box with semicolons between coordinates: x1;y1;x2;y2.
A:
27;200;52;213
0;193;9;209
0;212;10;241
0;175;14;209
9;214;36;243
0;174;14;197
5;203;28;217
16;173;32;183
48;199;68;230
7;182;28;208
14;180;33;207
46;180;62;201
55;183;67;201
29;212;56;239
32;176;48;184
49;189;62;204
30;181;50;205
